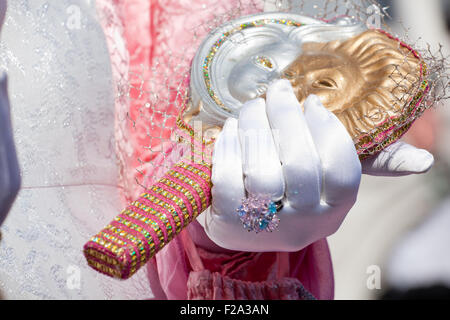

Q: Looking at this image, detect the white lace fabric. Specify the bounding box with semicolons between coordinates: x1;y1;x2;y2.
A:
0;0;153;299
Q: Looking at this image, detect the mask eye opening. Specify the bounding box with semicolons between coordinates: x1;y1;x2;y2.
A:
313;78;338;89
253;56;275;70
282;69;297;80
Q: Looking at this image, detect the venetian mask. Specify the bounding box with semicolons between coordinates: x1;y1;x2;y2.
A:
185;12;428;158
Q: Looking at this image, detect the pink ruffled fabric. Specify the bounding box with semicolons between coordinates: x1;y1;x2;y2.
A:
104;0;335;300
149;220;334;300
187;272;315;300
183;225;329;300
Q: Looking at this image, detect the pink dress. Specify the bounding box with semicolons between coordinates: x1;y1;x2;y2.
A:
150;221;334;299
100;0;335;300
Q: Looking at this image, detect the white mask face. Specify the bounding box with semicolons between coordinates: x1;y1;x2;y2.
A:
227;38;302;104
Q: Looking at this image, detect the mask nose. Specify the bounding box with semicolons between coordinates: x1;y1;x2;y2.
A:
283;69;306;99
289;79;306;105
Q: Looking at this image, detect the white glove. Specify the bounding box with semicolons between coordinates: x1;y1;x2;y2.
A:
0;72;20;225
198;79;434;252
198;79;361;251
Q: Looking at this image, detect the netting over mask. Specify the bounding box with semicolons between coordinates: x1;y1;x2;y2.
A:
114;0;262;200
115;0;449;198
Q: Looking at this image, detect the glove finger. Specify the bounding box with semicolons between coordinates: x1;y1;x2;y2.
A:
362;141;434;176
211;117;246;215
238;98;285;200
265;79;321;209
303;94;361;208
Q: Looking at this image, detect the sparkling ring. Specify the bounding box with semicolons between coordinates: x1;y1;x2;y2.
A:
236;194;282;233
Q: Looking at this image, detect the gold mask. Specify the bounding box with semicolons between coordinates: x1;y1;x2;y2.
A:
283;29;424;147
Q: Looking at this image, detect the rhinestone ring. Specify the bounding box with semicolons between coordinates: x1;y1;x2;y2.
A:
236;194;282;233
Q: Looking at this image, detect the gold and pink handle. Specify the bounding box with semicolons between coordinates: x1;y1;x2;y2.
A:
83;160;212;279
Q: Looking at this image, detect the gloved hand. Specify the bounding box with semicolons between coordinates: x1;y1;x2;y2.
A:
198;79;433;252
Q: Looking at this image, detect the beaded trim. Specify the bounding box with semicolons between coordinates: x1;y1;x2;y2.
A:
84;160;212;279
